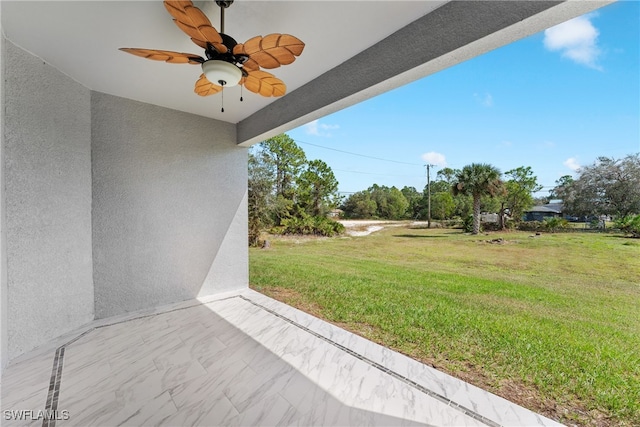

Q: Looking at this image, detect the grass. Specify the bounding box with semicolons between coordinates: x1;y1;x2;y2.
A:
249;227;640;426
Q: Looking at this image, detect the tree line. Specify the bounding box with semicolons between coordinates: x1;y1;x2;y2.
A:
341;154;640;235
342;164;541;234
249;134;640;240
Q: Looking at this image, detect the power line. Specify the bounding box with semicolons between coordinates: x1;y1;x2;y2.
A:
282;139;562;191
294;139;423;167
333;168;423;178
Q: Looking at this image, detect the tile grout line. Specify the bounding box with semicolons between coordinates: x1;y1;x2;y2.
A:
40;293;500;427
42;347;62;427
239;295;502;427
40;296;240;425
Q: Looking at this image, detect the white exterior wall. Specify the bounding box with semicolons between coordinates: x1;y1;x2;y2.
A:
0;41;249;365
2;41;94;361
1;18;8;371
91;93;248;318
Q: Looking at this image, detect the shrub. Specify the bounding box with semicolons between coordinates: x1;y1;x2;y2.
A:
518;218;569;233
268;225;286;235
281;214;345;237
543;217;569;233
482;222;502;231
505;218;517;230
462;215;477;233
614;215;640;238
517;221;545;232
442;218;464;229
249;222;263;247
589;219;602;229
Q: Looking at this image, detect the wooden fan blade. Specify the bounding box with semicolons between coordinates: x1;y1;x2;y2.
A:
119;48;204;64
234;34;304;69
164;1;190;22
164;0;227;53
173;20;208;48
242;58;260;72
195;74;223;96
242;70;286;97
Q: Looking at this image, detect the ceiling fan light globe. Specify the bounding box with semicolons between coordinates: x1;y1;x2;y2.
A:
202;60;242;87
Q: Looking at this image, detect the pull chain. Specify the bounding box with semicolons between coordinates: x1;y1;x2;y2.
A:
240;85;243;102
221;86;224;113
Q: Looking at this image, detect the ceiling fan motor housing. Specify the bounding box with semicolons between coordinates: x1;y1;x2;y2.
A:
202;32;249;86
204;34;248;64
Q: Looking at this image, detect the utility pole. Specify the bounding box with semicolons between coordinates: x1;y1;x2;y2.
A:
425;164;435;228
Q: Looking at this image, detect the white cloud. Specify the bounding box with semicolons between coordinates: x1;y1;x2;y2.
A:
304;119;339;137
563;157;581;171
543;15;602;70
474;92;493;107
421;152;447;167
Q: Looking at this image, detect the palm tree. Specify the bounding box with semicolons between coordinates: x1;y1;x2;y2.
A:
453;163;504;235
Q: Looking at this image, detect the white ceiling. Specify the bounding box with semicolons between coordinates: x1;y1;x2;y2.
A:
1;1;446;124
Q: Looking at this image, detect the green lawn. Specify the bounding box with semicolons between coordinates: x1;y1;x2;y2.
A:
249;227;640;426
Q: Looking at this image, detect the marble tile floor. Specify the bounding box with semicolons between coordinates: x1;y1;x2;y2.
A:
1;289;564;427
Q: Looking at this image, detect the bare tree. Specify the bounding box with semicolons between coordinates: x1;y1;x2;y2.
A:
563;154;640;217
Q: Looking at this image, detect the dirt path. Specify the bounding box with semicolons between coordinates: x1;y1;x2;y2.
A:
339;220;422;236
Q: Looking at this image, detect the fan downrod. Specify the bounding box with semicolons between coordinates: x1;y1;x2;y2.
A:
215;1;233;34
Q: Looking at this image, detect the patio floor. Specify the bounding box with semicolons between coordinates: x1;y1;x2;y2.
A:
2;289;563;426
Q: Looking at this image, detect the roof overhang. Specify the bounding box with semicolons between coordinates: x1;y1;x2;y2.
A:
1;1;612;146
237;1;612;146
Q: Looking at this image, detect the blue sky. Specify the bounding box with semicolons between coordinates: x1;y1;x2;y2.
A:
285;1;639;197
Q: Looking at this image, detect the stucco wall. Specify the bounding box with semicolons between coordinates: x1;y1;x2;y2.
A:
0;40;249;364
3;41;94;360
91;92;247;319
1;28;8;371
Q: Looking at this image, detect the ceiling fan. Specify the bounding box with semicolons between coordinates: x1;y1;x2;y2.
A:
120;0;304;111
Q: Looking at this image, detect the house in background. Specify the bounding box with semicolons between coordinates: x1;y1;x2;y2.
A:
1;0;609;371
523;202;564;222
